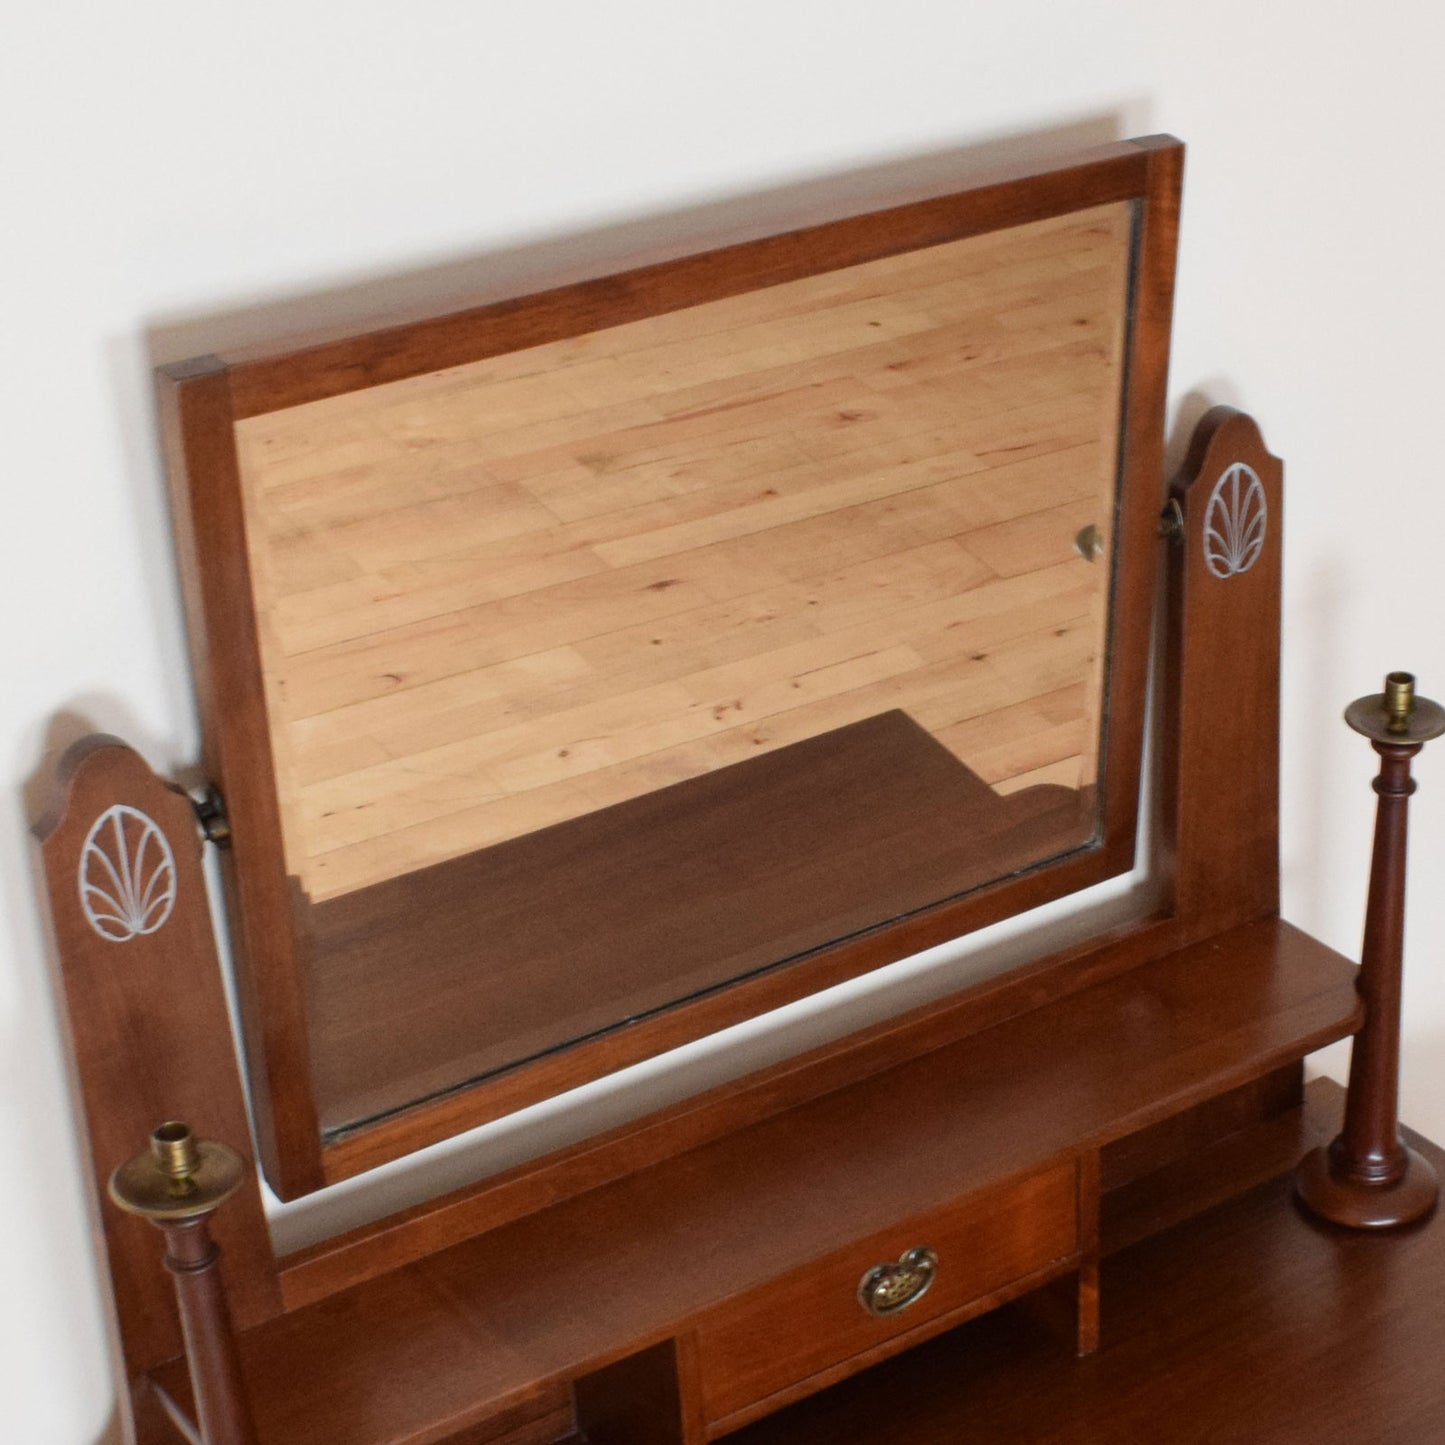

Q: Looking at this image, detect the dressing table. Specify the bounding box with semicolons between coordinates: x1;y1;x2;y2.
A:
33;135;1445;1443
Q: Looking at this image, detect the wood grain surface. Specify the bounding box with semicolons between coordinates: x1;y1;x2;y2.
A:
161;140;1180;1194
1160;406;1284;937
234;203;1130;900
695;1161;1078;1426
30;737;282;1377
147;928;1359;1445
732;1082;1445;1445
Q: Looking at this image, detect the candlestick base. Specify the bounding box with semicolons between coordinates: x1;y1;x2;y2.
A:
1295;1140;1439;1229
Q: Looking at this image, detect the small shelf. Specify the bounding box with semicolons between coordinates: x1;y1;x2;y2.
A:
149;918;1360;1444
731;1080;1445;1445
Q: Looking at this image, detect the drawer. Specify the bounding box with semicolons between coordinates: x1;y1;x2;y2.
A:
695;1161;1078;1426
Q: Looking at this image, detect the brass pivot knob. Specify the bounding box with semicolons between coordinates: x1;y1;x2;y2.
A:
109;1121;247;1222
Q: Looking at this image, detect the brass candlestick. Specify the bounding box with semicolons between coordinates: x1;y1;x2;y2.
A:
1296;672;1445;1229
110;1123;259;1445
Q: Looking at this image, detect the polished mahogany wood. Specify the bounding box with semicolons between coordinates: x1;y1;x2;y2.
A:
56;177;1395;1444
285;913;1177;1304
150;1267;558;1445
284;914;1352;1311
303;358;1292;1206
157;359;324;1199
1098;132;1181;927
131;916;1358;1445
575;1338;705;1445
1101;1067;1313;1257
1298;716;1442;1227
705;1259;1081;1441
220;140;1163;418
1341;741;1420;1183
733;1081;1445;1445
155;1217;259;1445
1159;405;1283;937
57;398;1368;1445
694;1163;1078;1428
31;738;280;1386
317;873;1176;1185
161;136;1184;1196
1073;1146;1102;1356
1100;1061;1302;1198
131;1377;200;1445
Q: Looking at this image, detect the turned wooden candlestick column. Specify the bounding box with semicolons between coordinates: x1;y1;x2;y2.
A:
1296;672;1445;1229
110;1122;259;1445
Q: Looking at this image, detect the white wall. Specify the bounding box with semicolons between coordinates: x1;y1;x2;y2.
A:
5;6;1444;1440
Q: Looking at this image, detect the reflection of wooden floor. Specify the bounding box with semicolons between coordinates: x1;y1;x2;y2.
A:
235;202;1130;899
304;710;1094;1133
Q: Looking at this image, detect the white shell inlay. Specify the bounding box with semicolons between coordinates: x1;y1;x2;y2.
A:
79;805;177;942
1203;462;1268;580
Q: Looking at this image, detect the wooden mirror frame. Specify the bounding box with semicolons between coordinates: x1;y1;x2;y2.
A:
160;135;1183;1199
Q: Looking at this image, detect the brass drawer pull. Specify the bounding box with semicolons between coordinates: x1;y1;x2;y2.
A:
857;1246;938;1316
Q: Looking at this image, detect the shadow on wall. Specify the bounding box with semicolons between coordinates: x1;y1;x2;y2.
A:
144;113;1132;366
23;707;166;825
1401;1025;1445;1143
1166;381;1243;479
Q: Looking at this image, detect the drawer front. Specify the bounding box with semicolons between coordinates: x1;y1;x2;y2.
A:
695;1162;1078;1424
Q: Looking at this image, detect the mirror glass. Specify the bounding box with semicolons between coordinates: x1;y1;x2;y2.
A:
232;199;1134;1136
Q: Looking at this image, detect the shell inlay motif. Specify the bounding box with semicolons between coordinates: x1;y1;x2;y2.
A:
79;805;177;942
1203;462;1268;580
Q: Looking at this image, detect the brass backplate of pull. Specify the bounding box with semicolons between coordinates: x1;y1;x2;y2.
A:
857;1246;938;1316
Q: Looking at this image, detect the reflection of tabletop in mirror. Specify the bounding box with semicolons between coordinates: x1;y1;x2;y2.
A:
236;202;1129;904
302;708;1096;1135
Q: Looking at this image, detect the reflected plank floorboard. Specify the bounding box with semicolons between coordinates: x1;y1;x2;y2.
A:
234;203;1132;898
